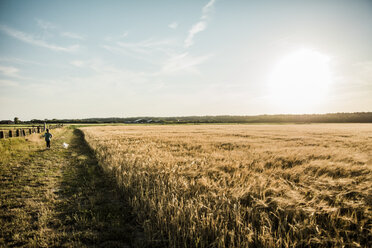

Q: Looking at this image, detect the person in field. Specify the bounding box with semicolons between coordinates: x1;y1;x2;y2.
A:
43;129;53;149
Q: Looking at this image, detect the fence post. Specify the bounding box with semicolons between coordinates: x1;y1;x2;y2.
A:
0;131;3;139
9;130;13;137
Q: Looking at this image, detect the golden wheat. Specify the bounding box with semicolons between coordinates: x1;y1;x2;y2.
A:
81;124;372;247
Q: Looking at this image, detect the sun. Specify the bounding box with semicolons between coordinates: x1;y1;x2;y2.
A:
267;48;332;112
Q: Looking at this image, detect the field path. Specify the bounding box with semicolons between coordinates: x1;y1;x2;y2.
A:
0;128;142;247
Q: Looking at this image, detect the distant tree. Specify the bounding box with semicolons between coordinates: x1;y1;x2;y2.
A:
31;119;43;124
14;117;20;124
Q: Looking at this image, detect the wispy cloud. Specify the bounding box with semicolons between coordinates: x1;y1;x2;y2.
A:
68;59;150;92
103;44;163;66
0;65;19;77
184;22;207;48
117;38;176;54
102;24;213;75
201;0;216;20
37;19;84;41
103;33;212;75
104;31;129;42
36;19;56;30
103;37;178;65
70;60;85;67
0;79;19;87
161;52;211;74
184;0;216;48
71;59;136;74
0;57;45;66
61;32;84;40
0;24;79;52
0;65;30;80
168;22;178;29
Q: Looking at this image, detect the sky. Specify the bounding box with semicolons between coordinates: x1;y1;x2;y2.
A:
0;0;371;120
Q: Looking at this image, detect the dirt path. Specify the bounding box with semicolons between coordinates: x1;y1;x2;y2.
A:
0;128;143;247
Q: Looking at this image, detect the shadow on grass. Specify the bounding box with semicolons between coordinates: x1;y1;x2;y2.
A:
56;129;144;247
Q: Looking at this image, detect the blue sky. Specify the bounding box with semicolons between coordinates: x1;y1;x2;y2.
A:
0;0;371;120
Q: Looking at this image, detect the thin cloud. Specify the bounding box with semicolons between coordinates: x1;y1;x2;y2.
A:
0;79;19;87
161;52;211;74
168;22;178;29
0;25;79;52
0;57;45;66
116;38;177;56
70;59;103;71
118;38;175;49
61;32;84;40
184;21;207;48
184;0;216;48
103;36;211;75
102;37;180;67
67;59;150;91
70;60;85;67
103;44;166;66
202;0;216;19
36;19;56;30
0;65;19;77
0;65;30;80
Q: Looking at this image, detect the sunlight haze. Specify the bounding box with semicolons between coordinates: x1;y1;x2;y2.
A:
0;0;371;120
267;48;332;113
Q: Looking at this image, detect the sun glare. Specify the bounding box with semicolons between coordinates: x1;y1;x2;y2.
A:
268;48;332;112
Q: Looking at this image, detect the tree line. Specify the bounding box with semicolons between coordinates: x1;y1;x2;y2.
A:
3;112;371;124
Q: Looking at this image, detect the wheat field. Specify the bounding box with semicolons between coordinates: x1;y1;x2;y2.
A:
81;124;372;247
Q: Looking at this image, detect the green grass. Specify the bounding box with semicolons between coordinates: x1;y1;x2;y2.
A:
0;124;44;129
0;128;143;247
